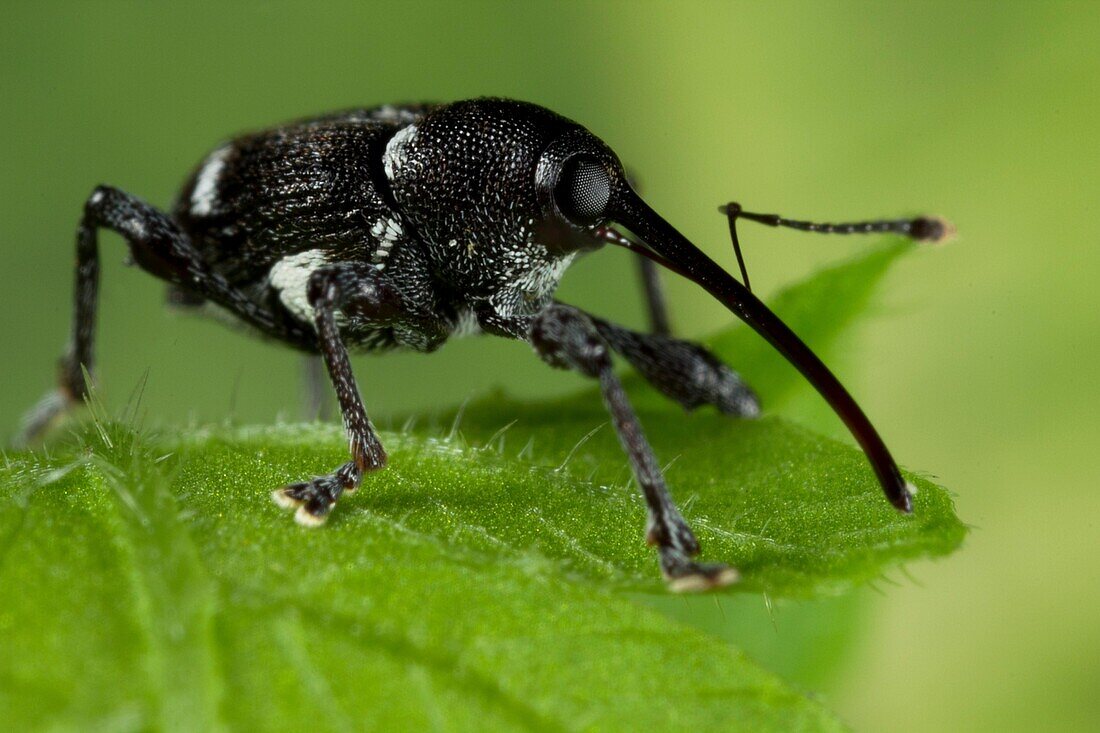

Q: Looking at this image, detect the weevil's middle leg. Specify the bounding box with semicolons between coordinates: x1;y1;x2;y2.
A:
529;303;738;591
635;255;671;336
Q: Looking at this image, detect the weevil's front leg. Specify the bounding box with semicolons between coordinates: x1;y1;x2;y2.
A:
17;185;310;446
272;266;390;525
528;303;738;591
587;314;760;418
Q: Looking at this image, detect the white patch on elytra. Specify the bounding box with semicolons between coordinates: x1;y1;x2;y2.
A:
383;124;418;181
190;145;231;217
268;249;328;323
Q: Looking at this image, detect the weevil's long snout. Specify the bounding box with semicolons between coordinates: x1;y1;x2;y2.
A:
609;185;914;513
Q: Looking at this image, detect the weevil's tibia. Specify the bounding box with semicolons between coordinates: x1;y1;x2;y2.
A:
528;303;738;591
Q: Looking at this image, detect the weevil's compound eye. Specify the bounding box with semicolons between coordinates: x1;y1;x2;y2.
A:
554;156;611;225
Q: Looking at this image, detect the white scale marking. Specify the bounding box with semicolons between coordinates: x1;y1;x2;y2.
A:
190;145;231;217
268;249;329;324
451;308;481;338
383;124;418;181
370;217;405;269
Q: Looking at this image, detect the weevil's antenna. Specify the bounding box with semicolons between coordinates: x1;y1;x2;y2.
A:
723;203;753;293
718;203;954;243
611;189;915;512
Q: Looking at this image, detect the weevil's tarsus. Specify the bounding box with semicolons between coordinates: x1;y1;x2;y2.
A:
15;391;71;449
666;562;740;593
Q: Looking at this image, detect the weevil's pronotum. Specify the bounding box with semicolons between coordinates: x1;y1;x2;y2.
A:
19;99;949;591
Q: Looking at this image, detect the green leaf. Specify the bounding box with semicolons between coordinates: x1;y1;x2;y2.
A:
705;240;914;410
0;241;964;730
1;426;848;732
436;403;962;597
440;240;960;597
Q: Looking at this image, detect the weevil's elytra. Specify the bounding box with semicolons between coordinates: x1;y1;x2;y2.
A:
18;97;947;591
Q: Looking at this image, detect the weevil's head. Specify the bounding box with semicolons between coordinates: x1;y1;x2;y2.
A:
383;99;621;283
390;97;912;512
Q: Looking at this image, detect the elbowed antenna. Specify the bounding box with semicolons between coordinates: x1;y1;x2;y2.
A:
718;202;954;242
719;202;955;292
604;186;914;513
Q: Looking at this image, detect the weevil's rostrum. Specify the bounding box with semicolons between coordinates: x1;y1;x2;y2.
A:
19;98;946;591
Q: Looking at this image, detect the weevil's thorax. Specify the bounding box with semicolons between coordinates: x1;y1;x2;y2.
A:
384;99;601;317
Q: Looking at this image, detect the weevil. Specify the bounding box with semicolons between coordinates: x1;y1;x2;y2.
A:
18;98;949;591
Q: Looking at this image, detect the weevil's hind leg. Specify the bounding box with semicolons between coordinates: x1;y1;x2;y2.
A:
585;313;760;417
302;355;334;421
21;186;203;443
530;303;738;591
273;266;389;525
636;255;672;336
16;185;305;446
15;202;101;444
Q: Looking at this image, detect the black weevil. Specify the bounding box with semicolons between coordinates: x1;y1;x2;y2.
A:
19;98;949;590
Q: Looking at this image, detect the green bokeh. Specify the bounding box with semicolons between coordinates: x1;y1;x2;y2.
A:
2;2;1097;731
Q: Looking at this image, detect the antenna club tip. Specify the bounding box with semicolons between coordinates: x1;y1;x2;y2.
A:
911;216;956;245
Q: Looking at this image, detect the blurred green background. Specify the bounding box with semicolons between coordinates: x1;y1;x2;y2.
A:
2;1;1098;730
